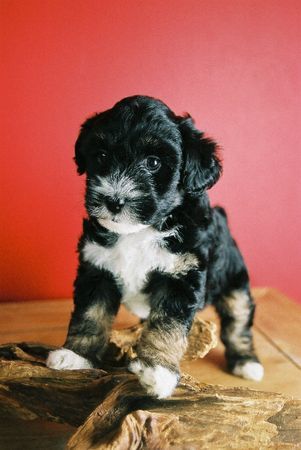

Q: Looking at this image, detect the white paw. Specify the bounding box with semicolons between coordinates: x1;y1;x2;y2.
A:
128;359;178;399
233;361;264;381
46;348;93;370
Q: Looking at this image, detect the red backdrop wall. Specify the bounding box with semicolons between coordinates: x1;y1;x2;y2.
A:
1;0;300;302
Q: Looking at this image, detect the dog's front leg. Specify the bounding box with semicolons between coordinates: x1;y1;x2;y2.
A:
129;270;204;398
47;263;121;370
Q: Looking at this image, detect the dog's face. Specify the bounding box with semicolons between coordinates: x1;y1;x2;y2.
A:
75;96;221;234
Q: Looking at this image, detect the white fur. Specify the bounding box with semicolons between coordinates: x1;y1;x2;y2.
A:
82;227;198;318
122;292;151;319
90;173;148;233
98;219;149;235
129;359;178;398
93;174;143;200
233;361;264;381
46;348;93;370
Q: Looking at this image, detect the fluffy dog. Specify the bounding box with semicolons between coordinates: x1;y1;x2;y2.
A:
47;95;264;398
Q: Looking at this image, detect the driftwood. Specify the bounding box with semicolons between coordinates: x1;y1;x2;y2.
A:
0;316;300;449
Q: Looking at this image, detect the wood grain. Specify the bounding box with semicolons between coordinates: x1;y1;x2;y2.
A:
0;342;300;449
0;288;300;448
254;287;301;367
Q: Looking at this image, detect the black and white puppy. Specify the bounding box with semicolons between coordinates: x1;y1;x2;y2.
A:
47;95;264;398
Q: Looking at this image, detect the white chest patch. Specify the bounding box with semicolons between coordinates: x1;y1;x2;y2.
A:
82;227;198;318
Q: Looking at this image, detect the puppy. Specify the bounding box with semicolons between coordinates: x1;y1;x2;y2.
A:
47;95;264;398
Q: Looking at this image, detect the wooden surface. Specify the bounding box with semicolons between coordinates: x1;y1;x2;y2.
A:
1;346;300;450
0;288;300;449
0;288;300;397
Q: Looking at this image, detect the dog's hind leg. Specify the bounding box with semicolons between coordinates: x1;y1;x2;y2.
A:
215;287;264;381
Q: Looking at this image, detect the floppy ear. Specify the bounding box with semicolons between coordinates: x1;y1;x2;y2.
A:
74;114;99;175
177;115;222;195
74;133;87;175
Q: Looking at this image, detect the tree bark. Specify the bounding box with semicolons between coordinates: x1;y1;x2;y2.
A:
0;316;300;449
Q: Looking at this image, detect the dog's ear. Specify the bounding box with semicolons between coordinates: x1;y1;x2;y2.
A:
74;114;98;175
177;115;222;195
74;133;87;175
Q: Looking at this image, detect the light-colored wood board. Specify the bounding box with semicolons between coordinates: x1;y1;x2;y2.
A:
0;300;138;336
0;329;67;347
253;287;301;368
3;287;296;332
0;310;139;346
182;327;301;398
182;302;301;398
0;299;73;334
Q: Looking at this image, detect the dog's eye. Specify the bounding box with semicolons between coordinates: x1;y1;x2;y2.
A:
145;156;161;172
96;151;108;162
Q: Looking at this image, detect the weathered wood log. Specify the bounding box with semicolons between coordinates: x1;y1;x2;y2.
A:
0;318;300;449
68;375;301;450
0;315;217;425
107;314;218;365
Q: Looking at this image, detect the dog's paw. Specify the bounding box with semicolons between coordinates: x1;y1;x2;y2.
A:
128;359;179;399
232;361;264;381
46;348;93;370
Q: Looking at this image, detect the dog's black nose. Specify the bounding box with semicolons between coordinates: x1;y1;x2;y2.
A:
106;198;125;214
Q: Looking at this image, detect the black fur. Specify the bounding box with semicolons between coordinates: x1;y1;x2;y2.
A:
56;95;261;393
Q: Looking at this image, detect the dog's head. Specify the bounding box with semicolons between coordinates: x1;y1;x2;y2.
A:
75;95;221;234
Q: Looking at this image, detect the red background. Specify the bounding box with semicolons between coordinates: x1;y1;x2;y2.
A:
1;0;300;303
